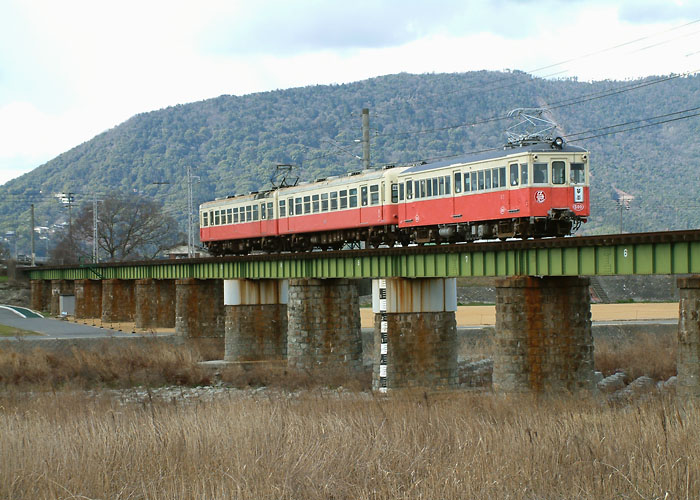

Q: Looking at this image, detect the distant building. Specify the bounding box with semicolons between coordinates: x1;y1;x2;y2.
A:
162;244;211;259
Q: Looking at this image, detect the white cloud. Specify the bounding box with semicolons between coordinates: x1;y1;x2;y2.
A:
1;0;699;186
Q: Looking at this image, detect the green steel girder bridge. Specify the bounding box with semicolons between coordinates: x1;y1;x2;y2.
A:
24;229;700;281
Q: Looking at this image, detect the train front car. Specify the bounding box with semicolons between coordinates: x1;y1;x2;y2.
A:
397;137;590;242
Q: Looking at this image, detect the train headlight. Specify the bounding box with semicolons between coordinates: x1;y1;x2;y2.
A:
552;137;564;149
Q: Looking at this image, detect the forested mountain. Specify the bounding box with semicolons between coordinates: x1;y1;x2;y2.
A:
2;70;699;256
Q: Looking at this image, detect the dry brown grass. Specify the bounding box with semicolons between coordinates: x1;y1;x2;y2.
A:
595;332;677;381
1;390;698;499
0;341;213;389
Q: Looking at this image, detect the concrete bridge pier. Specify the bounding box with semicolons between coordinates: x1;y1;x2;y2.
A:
30;280;51;313
677;276;700;398
135;279;176;330
74;279;102;319
371;278;458;391
493;276;595;393
175;278;225;353
223;279;288;362
50;279;75;316
101;279;135;323
286;279;362;373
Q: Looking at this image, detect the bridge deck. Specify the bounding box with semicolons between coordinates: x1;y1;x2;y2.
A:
25;229;700;280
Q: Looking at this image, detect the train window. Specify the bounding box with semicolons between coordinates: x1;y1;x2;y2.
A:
312;194;320;213
267;202;273;218
464;172;470;192
420;180;427;198
438;176;445;196
321;193;329;211
406;181;413;200
245;206;251;222
370;185;379;205
202;212;208;227
360;186;368;206
349;188;358;208
214;211;220;225
533;163;548;184
295;197;302;215
227;208;232;224
552;161;566;184
445;175;451;195
570;163;585;184
279;200;286;217
261;203;266;220
426;179;432;197
509;164;518;186
330;192;338;210
499;167;506;188
414;180;420;199
492;168;499;189
520;164;529;185
454;172;462;193
471;172;477;191
477;171;484;190
432;178;438;196
209;211;213;226
485;170;492;190
253;205;259;221
304;196;311;214
392;183;399;203
233;207;238;223
340;190;348;209
399;183;404;201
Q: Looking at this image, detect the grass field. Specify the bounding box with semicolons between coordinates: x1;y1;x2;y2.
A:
0;324;693;499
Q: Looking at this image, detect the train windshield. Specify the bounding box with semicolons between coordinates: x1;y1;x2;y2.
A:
570;163;585;184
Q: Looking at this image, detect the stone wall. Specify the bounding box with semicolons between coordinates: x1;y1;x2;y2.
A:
493;276;595;393
677;276;700;398
287;279;362;372
135;279;176;329
101;279;135;323
74;280;102;319
224;304;287;362
372;311;457;390
30;280;51;312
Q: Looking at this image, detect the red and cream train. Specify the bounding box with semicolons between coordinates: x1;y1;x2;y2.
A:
199;138;590;255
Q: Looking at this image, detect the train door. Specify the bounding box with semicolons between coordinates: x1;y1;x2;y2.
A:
360;184;370;225
402;178;414;224
452;170;462;218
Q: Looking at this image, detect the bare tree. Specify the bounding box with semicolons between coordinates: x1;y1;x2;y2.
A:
73;193;182;261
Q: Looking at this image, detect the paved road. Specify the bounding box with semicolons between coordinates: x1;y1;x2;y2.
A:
0;308;171;340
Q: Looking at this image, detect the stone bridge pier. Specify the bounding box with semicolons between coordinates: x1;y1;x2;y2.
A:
493;276;595;393
286;278;362;374
135;279;176;330
74;279;102;319
677;276;700;398
175;278;225;353
30;280;51;313
224;279;288;362
371;278;458;391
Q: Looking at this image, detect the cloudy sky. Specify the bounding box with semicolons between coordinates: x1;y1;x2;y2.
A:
1;0;699;185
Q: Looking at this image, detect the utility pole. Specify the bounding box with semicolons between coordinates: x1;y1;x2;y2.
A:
30;204;35;266
361;108;370;170
187;166;200;258
92;195;101;263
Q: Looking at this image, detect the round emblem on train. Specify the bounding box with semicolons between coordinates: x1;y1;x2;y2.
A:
535;191;546;203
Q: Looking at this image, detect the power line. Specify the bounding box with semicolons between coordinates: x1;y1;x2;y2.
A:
379;109;700;168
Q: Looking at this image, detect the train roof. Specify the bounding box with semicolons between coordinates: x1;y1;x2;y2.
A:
401;141;588;175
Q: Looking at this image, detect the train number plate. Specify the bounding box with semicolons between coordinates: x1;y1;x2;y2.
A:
572;203;585;211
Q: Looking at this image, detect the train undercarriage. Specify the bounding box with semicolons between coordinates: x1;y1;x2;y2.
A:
204;212;584;256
